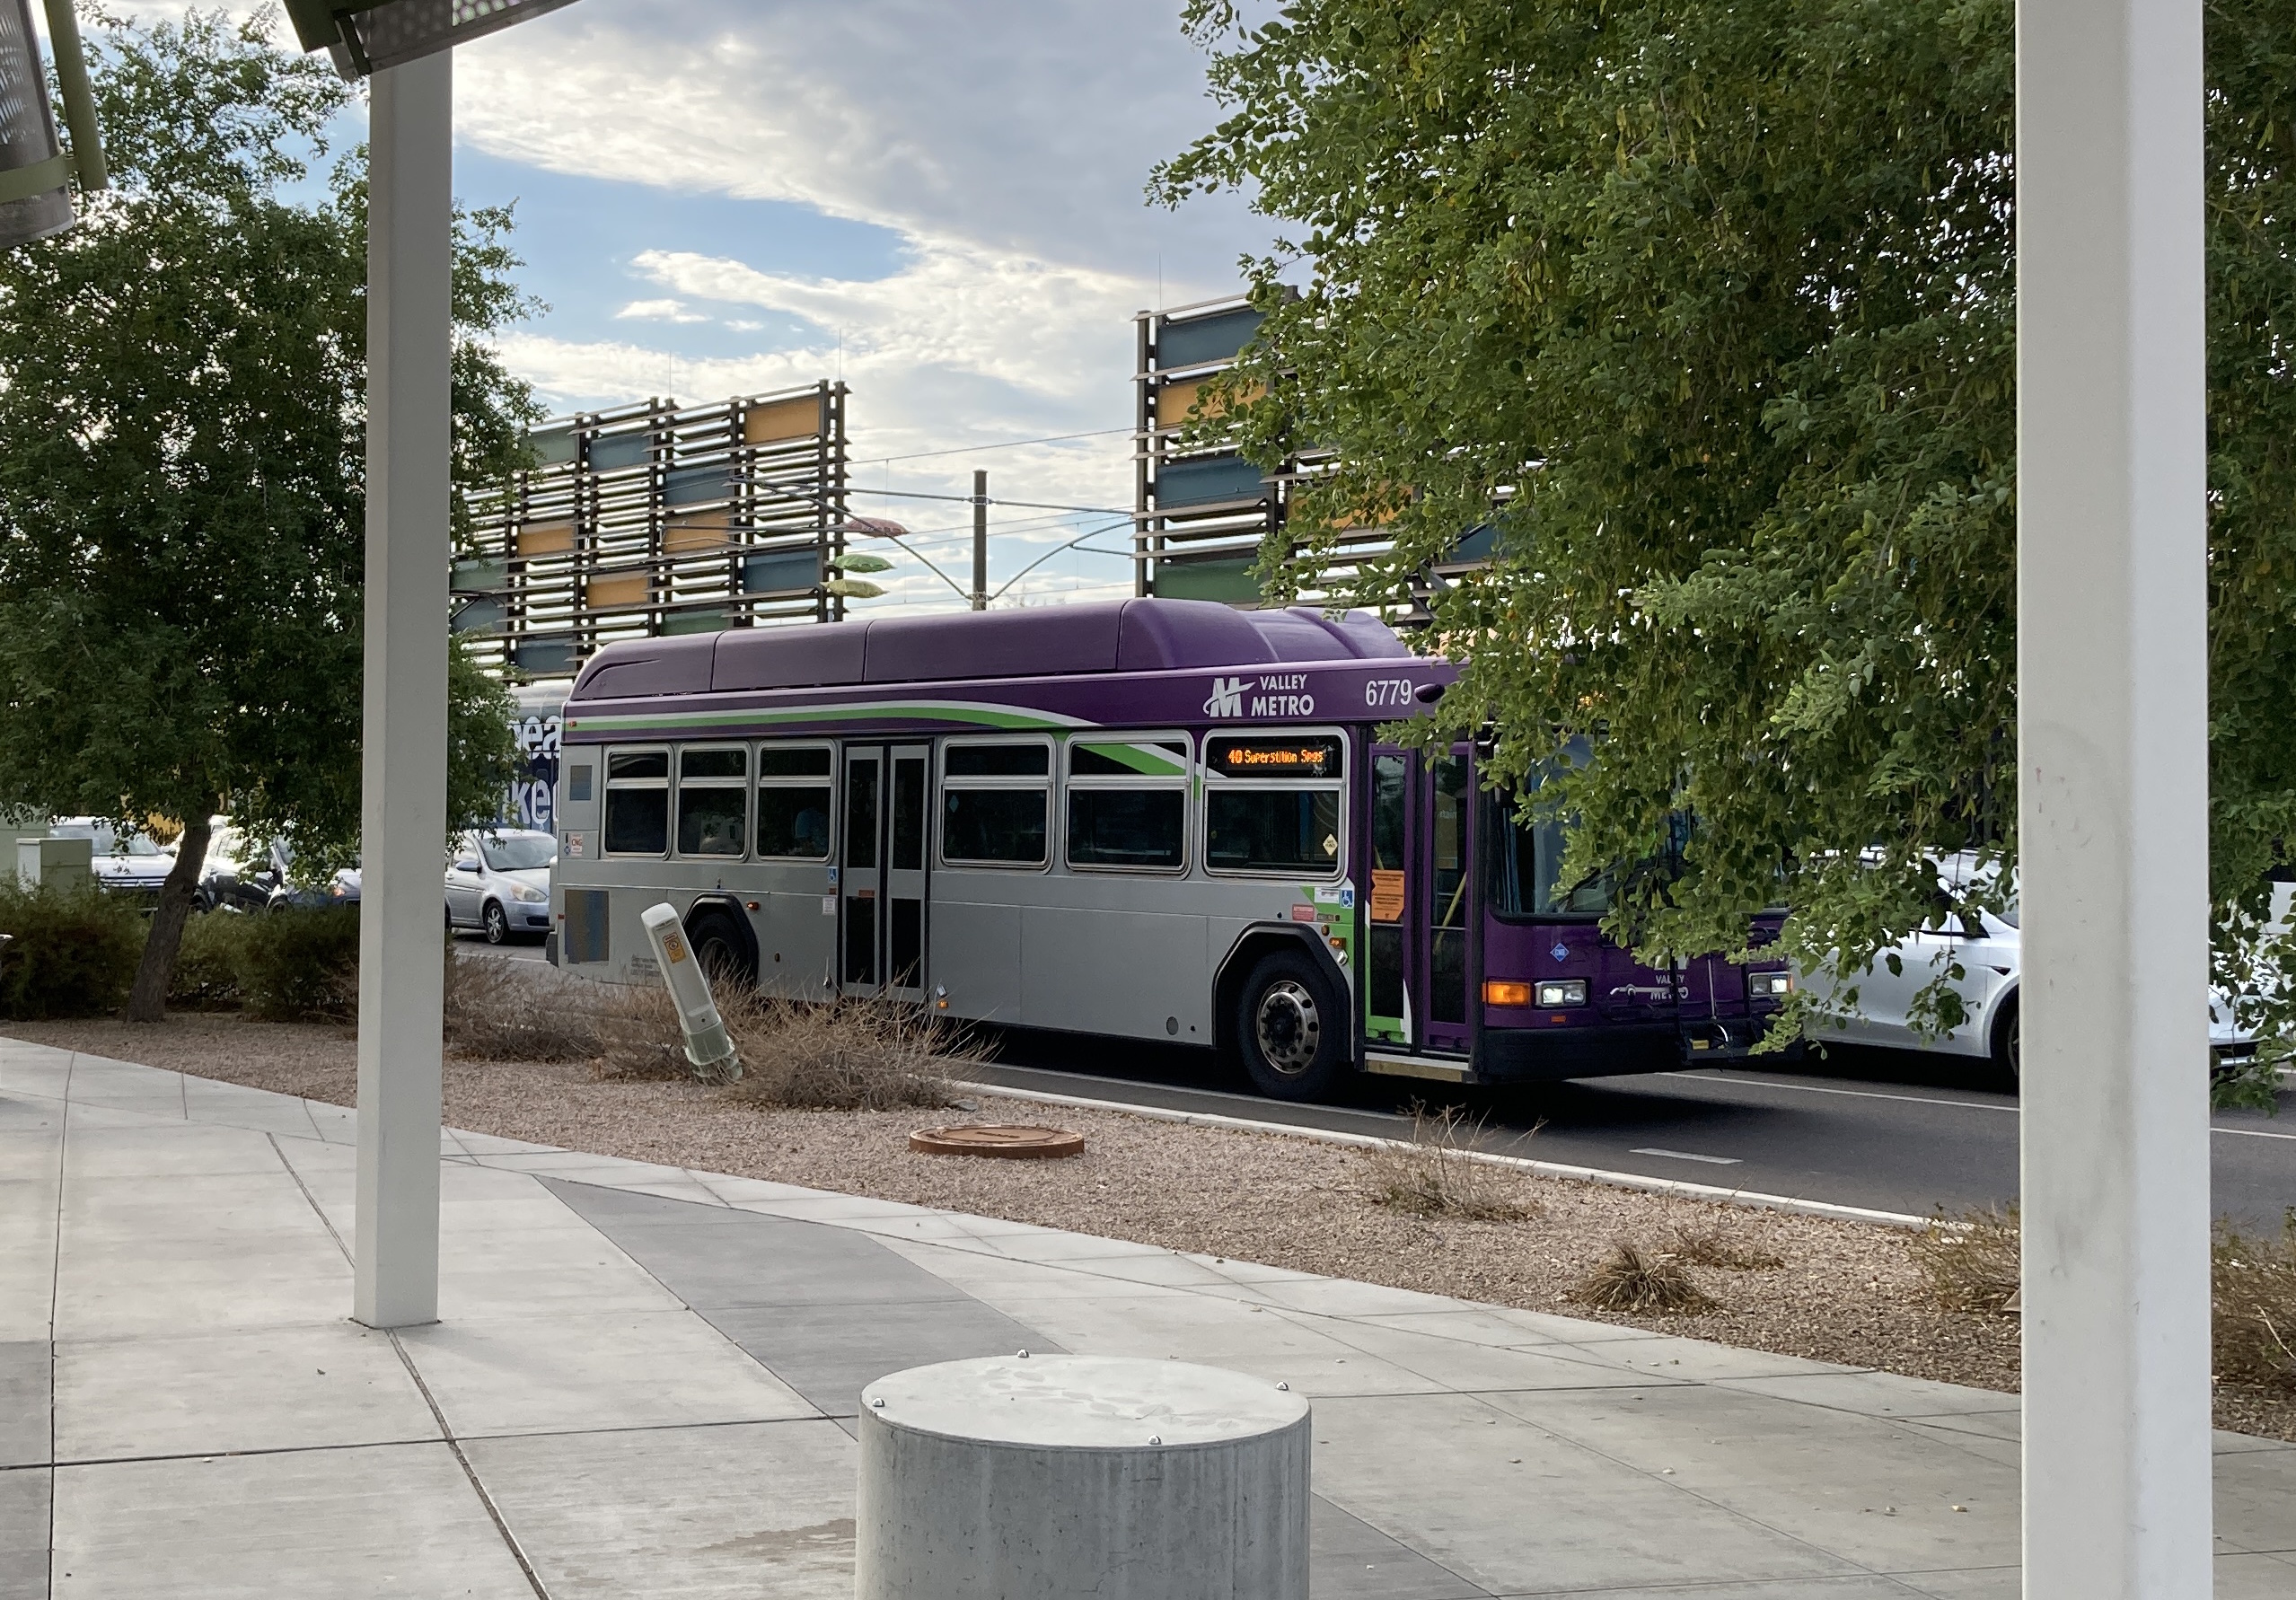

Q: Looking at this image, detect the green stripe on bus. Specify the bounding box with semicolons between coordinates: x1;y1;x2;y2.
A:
1073;741;1189;778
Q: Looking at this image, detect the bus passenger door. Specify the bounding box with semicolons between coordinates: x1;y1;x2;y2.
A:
840;747;882;993
1422;747;1475;1055
884;743;928;1002
1363;743;1474;1058
1365;748;1417;1046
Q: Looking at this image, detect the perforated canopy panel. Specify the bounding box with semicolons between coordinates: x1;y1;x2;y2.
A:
0;0;71;249
340;0;580;73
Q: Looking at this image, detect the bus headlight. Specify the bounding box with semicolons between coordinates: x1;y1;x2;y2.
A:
511;883;548;903
1533;980;1587;1007
1746;970;1793;999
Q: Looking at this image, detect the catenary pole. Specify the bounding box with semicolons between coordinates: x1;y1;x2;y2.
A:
2016;0;2212;1590
972;469;989;611
354;50;453;1330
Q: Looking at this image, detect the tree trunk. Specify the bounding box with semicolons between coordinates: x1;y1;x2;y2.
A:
124;813;214;1024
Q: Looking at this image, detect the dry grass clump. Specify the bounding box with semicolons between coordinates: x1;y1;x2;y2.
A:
445;954;979;1105
1571;1241;1718;1314
1667;1221;1786;1271
1361;1103;1538;1222
444;949;639;1064
2214;1213;2296;1389
722;992;985;1112
1909;1205;2021;1314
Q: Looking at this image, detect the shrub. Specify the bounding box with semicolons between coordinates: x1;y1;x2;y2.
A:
1909;1206;2022;1314
444;947;628;1064
169;910;253;1009
2214;1214;2296;1390
1361;1103;1538;1221
234;906;360;1021
1571;1241;1719;1314
723;993;983;1111
0;881;145;1018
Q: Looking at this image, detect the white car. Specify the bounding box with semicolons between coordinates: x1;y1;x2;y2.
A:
445;828;556;945
49;818;176;901
1804;855;2255;1081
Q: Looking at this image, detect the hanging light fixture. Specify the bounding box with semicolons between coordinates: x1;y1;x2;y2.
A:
284;0;581;79
0;0;105;251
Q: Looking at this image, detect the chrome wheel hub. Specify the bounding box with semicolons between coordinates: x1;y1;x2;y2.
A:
1254;980;1321;1077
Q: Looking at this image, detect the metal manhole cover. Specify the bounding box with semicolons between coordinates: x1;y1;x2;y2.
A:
909;1123;1086;1160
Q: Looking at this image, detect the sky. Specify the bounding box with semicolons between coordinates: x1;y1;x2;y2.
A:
116;1;1276;611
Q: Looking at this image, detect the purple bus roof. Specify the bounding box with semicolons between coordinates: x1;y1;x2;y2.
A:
567;599;1414;703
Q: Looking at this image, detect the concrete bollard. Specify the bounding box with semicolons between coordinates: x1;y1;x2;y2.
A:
856;1354;1310;1600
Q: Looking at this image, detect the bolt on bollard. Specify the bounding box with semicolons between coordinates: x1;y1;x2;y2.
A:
638;902;741;1084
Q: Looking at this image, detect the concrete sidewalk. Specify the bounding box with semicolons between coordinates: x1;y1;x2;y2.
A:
3;1038;2290;1599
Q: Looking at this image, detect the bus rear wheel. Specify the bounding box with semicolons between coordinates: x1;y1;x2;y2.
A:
686;910;754;990
1235;949;1345;1102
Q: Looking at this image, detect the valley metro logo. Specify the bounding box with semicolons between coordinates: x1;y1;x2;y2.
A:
1203;676;1247;717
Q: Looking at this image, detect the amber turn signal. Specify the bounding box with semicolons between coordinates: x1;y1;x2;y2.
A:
1482;980;1534;1007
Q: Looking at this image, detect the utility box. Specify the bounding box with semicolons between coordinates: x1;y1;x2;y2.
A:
18;836;92;893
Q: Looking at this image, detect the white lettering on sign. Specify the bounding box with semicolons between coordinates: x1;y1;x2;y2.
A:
1364;678;1416;708
1247;694;1315;717
1258;673;1307;691
1203;676;1247;717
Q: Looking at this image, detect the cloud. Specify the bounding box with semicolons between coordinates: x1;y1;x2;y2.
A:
115;0;1274;609
612;298;710;324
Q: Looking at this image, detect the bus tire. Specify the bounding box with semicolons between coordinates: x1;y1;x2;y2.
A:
1990;993;2019;1089
1235;949;1346;1102
686;908;754;990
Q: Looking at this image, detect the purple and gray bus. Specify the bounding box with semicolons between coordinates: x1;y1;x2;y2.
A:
548;598;1792;1101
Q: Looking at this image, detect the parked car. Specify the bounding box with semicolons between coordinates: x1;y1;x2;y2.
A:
199;826;359;912
445;828;555;945
1802;853;2256;1082
48;818;175;902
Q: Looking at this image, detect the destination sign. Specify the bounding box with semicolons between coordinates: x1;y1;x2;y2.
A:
1207;736;1342;778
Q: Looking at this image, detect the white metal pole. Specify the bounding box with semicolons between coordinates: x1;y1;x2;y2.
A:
2016;0;2213;1590
355;51;453;1331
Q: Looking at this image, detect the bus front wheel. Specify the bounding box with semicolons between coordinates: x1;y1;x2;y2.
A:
1236;950;1346;1101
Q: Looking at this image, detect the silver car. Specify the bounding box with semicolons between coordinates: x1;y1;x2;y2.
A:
445;828;556;945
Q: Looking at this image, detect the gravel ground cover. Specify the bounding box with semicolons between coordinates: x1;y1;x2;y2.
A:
11;1012;2290;1442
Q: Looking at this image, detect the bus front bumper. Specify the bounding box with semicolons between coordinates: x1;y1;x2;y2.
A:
1474;1015;1792;1084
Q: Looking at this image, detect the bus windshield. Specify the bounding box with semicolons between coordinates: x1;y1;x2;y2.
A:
1487;791;1688;919
1489;802;1614;917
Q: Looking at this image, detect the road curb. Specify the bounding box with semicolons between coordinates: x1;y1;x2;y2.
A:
965;1080;1939;1231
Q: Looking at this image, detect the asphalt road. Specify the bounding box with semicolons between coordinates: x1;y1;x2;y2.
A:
453;940;2293;1226
977;1032;2296;1228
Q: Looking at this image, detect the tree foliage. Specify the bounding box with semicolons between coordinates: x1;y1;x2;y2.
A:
1157;0;2296;1099
0;10;534;1015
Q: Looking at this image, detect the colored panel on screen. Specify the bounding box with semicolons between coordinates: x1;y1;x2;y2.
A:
744;396;822;444
1153;558;1260;605
588;433;652;472
1158;307;1263;368
743;548;821;594
1155;453;1265;509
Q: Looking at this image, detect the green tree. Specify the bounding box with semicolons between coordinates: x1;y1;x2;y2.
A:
1157;0;2296;1103
0;10;531;1022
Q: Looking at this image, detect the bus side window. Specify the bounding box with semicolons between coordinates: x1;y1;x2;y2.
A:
942;738;1051;867
1066;735;1189;872
1202;734;1345;877
603;749;669;856
756;744;834;859
676;746;748;857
